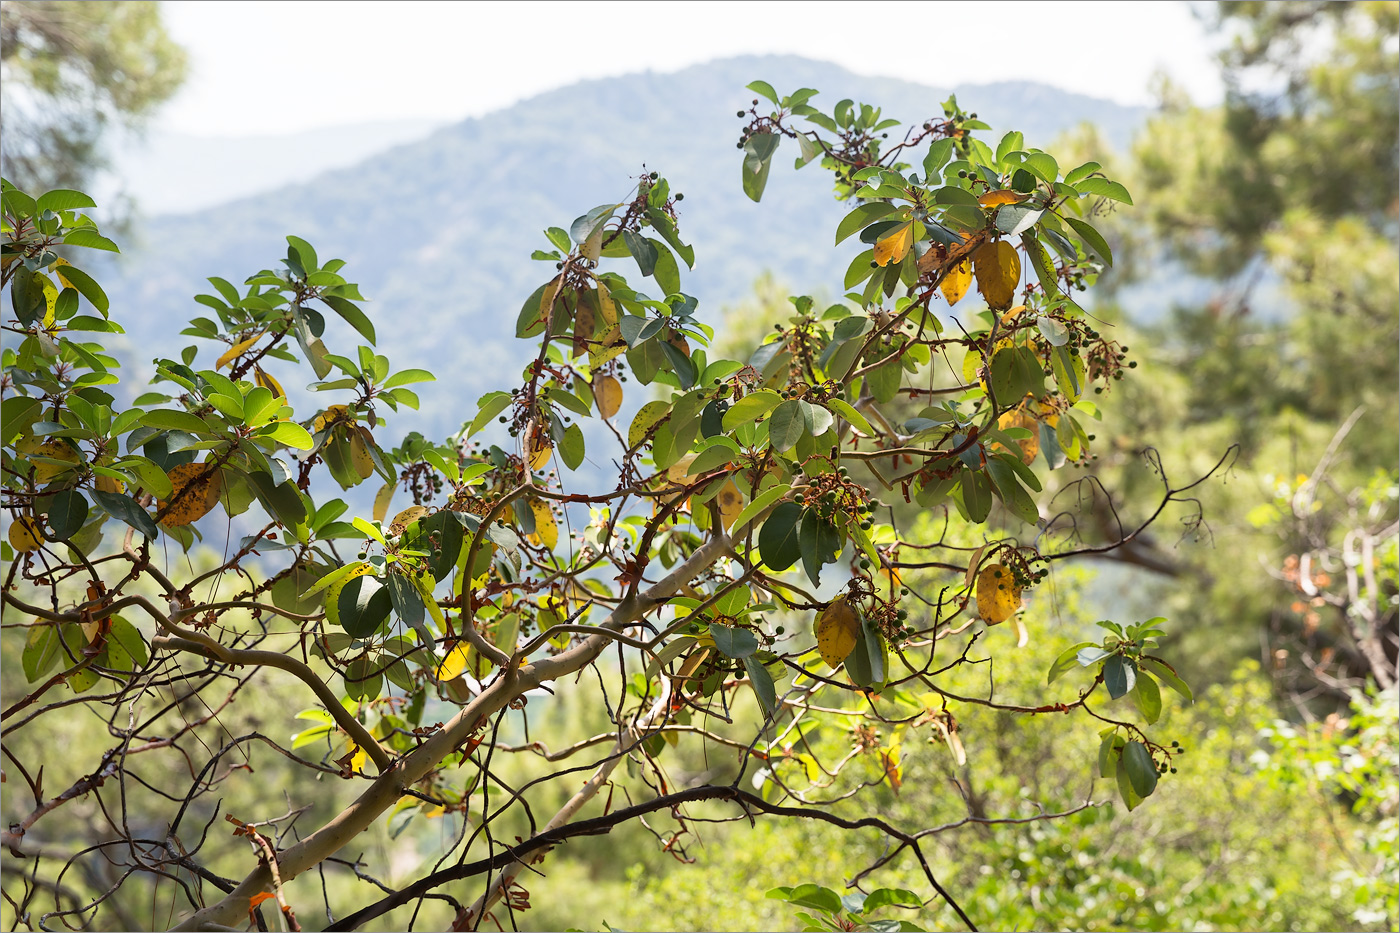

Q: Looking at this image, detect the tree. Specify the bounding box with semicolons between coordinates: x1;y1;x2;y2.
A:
2;82;1202;932
1089;0;1399;698
0;1;187;197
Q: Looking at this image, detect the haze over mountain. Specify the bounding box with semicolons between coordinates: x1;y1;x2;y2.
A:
99;55;1149;440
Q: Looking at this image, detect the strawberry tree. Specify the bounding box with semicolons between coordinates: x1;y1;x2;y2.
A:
1;82;1206;932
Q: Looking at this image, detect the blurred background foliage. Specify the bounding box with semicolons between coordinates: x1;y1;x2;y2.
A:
1;1;1394;931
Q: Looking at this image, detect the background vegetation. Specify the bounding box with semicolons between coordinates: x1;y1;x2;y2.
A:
2;2;1395;932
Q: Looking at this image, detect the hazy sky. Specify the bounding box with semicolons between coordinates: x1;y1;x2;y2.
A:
157;0;1224;137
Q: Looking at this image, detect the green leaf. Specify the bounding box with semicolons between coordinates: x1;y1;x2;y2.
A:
37;189;97;213
1134;671;1163;724
1122;740;1158;797
1140;657;1194;702
746;80;779;103
1066;217;1114;267
743;655;777;717
758;501;802;571
108;616;149;668
710;623;758;659
826;398;874;436
344;654;384;701
22;624;61;681
61;229;119;252
320;295;376;344
1075;177;1132;204
42;489;88;539
1116;752;1144;811
845;611;885;688
560;423;585;470
338;575;391;639
52;264;108;314
92;490;158;540
742;133;780;203
721;389;782;431
957;467;991;524
767;400;805;452
730;484;791;532
1103;655;1136;699
1047;641;1096;684
687;438;740;475
1063;161;1101;185
258;421;314;450
835;203;898;245
142;409;215;436
383;368;435;389
469;392;513;437
798;511;841;587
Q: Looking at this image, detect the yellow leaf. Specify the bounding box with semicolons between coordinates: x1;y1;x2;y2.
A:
349;427;376;480
995;408;1040;465
8;516;44;553
390;505;428;534
596;281;618;326
216;332;262;370
940;259;972;305
873;222;913;267
435;641;471;682
38;273;57;327
975;562;1022;624
51;257;73;289
973;240;1021;311
158;462;223;528
526;428;553;470
627;401;670;449
349;743;367;774
32;438;80;484
814;597;860;668
714;479;744;531
313;404;352;434
596;374;623;419
880;744;903;793
526;498;558;550
666;454;697;484
253;367;284;399
372;482;395;523
977;189;1025;207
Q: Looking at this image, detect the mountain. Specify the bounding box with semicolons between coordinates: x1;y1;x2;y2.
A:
96;55;1149;440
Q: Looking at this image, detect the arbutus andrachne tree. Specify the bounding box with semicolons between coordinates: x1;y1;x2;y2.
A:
1;81;1217;932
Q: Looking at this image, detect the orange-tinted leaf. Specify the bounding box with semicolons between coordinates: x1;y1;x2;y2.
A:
973;240;1021;311
159;462;223;527
996;408;1040;465
249;892;275;909
873;222;914;267
940;259;972;305
977;189;1025;208
596;374;623;419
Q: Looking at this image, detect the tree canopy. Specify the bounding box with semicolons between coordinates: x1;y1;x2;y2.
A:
0;76;1226;932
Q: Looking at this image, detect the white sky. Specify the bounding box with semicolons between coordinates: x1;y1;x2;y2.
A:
156;0;1224;137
